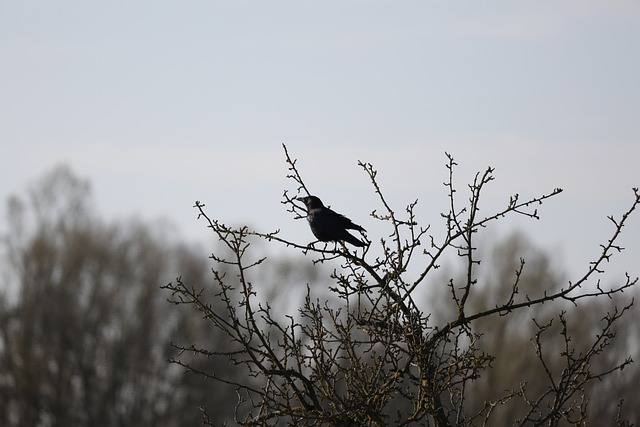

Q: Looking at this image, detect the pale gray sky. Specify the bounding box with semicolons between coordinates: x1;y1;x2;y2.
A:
1;1;639;281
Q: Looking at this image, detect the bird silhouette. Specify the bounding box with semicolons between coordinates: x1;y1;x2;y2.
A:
297;195;366;247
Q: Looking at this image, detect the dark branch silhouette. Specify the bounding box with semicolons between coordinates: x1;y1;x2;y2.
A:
163;145;639;426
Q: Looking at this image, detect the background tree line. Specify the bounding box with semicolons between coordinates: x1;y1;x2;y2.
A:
0;166;234;426
0;160;638;426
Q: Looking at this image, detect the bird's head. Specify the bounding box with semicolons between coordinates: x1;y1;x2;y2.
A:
297;195;325;210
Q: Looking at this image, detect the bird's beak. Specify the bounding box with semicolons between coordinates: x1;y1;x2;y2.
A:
296;197;307;202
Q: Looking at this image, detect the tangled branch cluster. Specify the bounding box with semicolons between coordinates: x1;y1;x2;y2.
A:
163;145;639;426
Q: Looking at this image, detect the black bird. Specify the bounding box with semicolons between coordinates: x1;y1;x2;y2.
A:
297;195;366;247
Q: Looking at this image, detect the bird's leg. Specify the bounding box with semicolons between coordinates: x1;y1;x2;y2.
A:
306;240;319;249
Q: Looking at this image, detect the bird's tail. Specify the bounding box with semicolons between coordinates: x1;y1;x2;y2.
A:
344;231;365;247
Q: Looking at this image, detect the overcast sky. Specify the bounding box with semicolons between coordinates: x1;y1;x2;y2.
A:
1;1;639;281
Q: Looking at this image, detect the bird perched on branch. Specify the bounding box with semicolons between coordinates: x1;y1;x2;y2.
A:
297;195;366;247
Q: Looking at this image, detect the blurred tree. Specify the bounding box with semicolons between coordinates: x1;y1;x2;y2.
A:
0;165;237;426
165;146;639;426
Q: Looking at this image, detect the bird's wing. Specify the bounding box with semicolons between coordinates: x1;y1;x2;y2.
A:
328;208;365;232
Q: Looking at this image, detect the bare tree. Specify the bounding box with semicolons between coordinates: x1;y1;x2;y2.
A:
432;231;639;425
164;146;639;426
